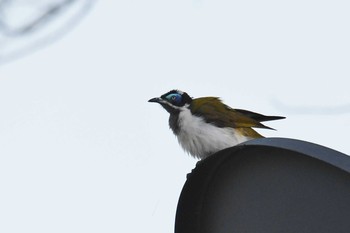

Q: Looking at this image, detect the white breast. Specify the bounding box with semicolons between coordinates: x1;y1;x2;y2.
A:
176;108;251;159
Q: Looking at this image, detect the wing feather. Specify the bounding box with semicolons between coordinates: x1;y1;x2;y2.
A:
190;97;280;129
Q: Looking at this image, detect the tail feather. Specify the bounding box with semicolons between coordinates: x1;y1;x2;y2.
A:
234;109;285;122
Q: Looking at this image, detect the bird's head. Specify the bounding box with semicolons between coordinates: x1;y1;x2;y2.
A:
148;90;192;114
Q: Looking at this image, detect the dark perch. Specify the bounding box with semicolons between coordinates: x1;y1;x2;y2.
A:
175;138;350;233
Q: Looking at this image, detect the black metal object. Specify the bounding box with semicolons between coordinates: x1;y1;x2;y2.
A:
175;138;350;233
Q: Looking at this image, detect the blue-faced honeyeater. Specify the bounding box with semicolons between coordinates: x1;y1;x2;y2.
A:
149;90;285;160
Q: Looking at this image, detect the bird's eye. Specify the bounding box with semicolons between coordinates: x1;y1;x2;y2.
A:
165;93;181;105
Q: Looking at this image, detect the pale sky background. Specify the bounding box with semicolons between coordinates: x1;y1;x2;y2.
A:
0;1;349;232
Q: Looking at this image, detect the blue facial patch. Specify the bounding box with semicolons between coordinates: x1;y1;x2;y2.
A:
166;93;182;104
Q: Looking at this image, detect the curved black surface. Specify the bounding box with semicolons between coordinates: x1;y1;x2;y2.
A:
175;138;350;233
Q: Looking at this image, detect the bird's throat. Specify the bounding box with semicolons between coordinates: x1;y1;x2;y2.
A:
169;112;180;135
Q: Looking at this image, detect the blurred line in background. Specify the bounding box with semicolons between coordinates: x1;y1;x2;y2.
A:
0;0;96;65
271;99;350;115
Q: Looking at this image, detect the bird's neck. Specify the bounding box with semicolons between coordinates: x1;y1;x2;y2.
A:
169;112;180;135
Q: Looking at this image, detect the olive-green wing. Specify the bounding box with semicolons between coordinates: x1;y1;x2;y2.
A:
190;97;275;129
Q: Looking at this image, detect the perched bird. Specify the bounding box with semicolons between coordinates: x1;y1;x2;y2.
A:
149;90;285;159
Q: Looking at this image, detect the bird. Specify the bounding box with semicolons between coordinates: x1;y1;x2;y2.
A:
148;90;285;160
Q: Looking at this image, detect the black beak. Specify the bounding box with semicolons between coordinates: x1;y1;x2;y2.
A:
148;97;162;103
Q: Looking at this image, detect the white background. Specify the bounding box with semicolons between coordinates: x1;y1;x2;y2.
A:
0;1;349;232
